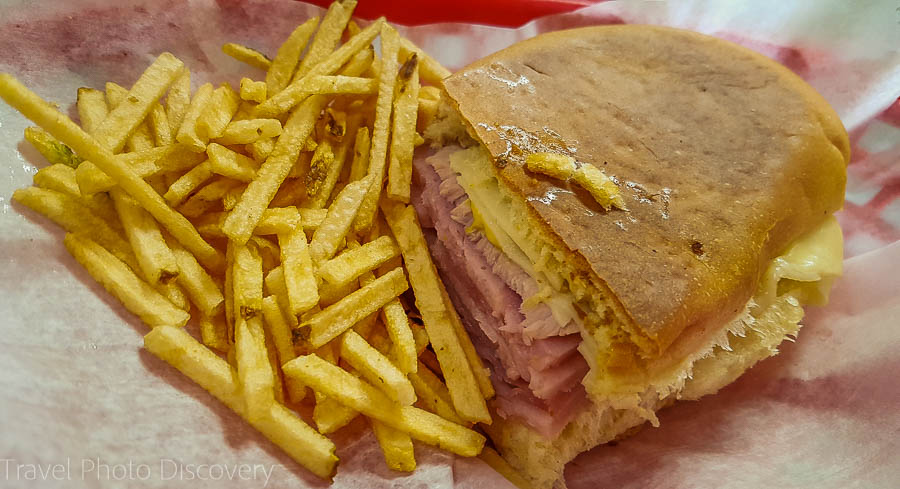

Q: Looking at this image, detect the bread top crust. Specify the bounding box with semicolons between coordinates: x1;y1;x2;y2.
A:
443;25;849;353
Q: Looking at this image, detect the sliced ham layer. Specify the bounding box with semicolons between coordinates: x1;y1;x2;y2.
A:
412;146;590;438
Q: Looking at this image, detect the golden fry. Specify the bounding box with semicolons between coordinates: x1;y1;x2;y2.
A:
33;163;80;197
199;311;229;352
353;24;400;233
303;267;408;348
93;53;185;153
63;233;189;328
166;235;224;318
571;163;627;210
25;126;82;168
381;202;491;423
215;118;282;145
266;17;320;95
399;37;452;85
341;330;416;405
239;78;267;103
278;225;319;317
386;53;420;203
382;298;417;374
292;0;357;82
197;83;241;140
143;326;338;479
163;160;213;207
370;419;416;472
76;87;108;135
254;18;383;117
308;175;372;265
13;186;138;270
222;43;272;71
318;235;400;288
283;354;486;457
175;82;215;152
165;69;192;131
207;143;259;182
223;94;327;244
110;187;179;285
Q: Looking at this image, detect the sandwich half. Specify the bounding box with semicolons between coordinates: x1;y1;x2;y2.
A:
412;25;849;488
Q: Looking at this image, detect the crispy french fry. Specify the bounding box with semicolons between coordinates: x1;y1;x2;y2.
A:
304;140;334;203
92;53;184;153
76;87;108;135
154;144;208;173
250;235;279;273
110;187;179;285
76;146;176;196
25;126;82;168
261;296;296;365
292;0;356;82
411;321;429;356
348;126;370;182
33;163;80;197
223;94;327;244
13;186;138;270
370;419;416;472
247;136;276;161
163;160;212;207
262;322;286;404
387;53;420;203
197;83;240;140
199;311;230;352
207;143;259;182
318;235;399;287
232;241;264;319
239;78;267;103
215;119;282;146
222;43;272;71
165;235;224;318
278;225;318;317
307;111;359;209
0;76;224;271
525;152;576;180
312;345;359;433
300;207;328;231
149;103;174;146
165;69;191;131
176;82;215;152
353;24;400;233
313;391;358;434
399;37;452;85
143;326;338;479
177;176;236;219
409;360;465;425
571;163;626;210
63;233;189;328
255;18;383;117
283;354;485;457
224;241;235;342
263;266;298;328
303;267;408;348
341;330;416;405
382;298;417;375
382;202;491;423
437;277;495;398
266;17;320;95
235;314;275;421
307;175;372;265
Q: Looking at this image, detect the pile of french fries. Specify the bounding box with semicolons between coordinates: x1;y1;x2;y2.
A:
0;0;527;481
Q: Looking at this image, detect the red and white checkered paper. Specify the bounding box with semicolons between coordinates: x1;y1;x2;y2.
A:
0;1;897;488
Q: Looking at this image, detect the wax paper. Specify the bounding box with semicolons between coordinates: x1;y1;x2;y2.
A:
0;1;897;488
